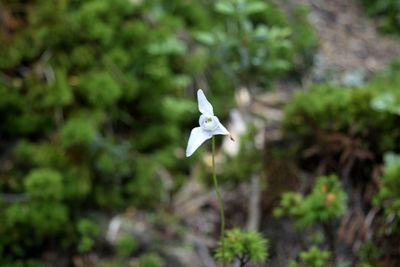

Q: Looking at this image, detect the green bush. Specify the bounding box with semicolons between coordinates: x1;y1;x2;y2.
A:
215;228;268;266
356;241;382;266
284;66;400;159
274;175;347;228
374;153;400;234
115;235;138;257
79;71;122;108
288;246;331;267
60;115;99;147
77;219;100;253
361;0;400;35
24;168;63;200
138;253;164;267
194;0;316;88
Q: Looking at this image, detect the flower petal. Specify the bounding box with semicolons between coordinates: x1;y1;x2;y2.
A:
212;121;230;136
197;89;214;116
186;127;212;157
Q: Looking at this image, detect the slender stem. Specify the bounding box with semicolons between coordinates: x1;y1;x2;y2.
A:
212;136;226;267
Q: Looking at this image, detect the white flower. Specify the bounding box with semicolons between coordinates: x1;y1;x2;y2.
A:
186;89;230;157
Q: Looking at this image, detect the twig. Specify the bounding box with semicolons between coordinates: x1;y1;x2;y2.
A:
0;193;29;203
193;237;218;267
246;173;261;231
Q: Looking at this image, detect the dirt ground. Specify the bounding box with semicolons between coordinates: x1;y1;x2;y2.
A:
284;0;400;73
263;0;400;141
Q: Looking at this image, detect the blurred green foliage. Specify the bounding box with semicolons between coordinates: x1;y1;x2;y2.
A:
0;0;317;265
284;64;400;157
361;0;400;35
356;241;382;267
288;246;331;267
374;153;400;234
274;175;347;228
77;218;99;253
115;235;138;257
220;125;263;183
194;0;316;88
370;61;400;115
138;253;164;267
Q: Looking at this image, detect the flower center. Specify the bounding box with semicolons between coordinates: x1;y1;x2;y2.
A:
199;115;219;131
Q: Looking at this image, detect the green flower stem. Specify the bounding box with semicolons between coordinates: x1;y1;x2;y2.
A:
212;136;226;267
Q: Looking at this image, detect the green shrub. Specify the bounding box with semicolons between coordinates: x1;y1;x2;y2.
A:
79;71;122;108
194;0;303;88
361;0;400;35
374;153;400;234
284;73;400;158
24;168;63;200
288;246;331;267
138;253;164;267
215;229;268;266
77;219;99;253
5;202;68;236
274;175;347;228
116;235;138;257
356;241;382;266
60;115;99;147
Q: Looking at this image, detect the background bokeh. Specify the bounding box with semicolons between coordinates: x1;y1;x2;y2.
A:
0;0;400;267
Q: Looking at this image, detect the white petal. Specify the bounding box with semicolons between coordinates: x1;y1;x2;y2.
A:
212;121;230;136
186;127;212;157
197;89;214;116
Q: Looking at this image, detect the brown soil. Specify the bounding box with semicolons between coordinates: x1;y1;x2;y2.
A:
284;0;400;73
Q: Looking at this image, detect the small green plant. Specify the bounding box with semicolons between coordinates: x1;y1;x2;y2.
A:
60;115;99;148
77;219;99;253
215;229;268;267
288;246;331;267
274;175;347;228
370;61;400;116
374;153;400;234
138;253;164;267
115;235;138;257
24;168;63;200
356;241;382;266
274;175;346;261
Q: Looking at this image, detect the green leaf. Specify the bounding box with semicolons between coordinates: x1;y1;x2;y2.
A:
215;2;235;15
244;2;268;15
254;25;269;39
193;31;216;46
147;37;187;55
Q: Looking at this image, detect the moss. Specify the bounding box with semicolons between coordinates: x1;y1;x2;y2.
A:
0;0;317;264
24;168;63;200
284;76;400;157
